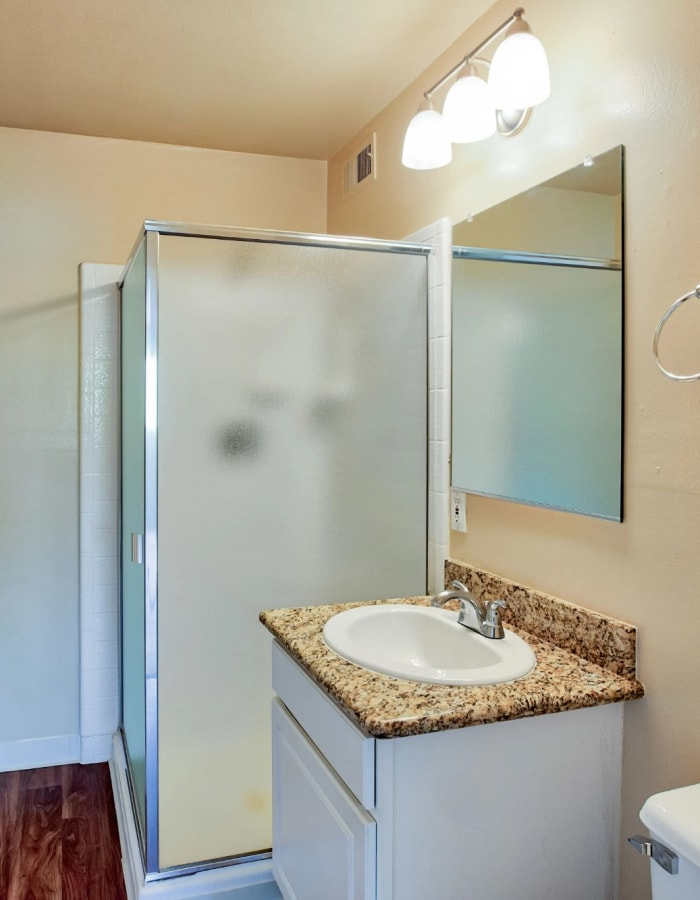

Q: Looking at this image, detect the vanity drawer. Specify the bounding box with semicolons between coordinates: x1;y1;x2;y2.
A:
272;641;375;809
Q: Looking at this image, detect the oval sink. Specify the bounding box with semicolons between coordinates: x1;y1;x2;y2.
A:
322;604;536;686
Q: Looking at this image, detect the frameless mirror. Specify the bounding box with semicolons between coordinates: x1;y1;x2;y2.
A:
451;146;623;520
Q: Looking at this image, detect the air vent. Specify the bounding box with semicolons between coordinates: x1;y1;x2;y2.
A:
342;133;377;196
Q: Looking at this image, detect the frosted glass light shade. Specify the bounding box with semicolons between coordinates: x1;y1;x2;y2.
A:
488;23;550;110
442;67;496;143
401;106;452;170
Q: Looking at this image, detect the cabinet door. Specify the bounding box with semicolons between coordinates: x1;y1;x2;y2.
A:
272;699;376;900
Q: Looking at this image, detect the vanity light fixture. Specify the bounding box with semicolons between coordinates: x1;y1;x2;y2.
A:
401;7;550;170
442;63;496;144
401;98;452;170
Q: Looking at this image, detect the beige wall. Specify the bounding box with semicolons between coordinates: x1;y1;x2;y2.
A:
328;1;700;898
452;185;619;258
0;127;326;751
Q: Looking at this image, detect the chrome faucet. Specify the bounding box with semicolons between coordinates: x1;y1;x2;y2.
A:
430;580;506;640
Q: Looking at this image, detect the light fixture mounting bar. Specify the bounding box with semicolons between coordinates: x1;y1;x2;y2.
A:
423;7;524;100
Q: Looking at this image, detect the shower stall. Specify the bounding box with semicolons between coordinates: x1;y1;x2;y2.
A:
117;222;431;884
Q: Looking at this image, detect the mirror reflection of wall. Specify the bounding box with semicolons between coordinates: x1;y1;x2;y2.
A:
451;146;623;521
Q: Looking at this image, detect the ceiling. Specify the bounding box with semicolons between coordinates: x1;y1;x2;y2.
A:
0;0;495;160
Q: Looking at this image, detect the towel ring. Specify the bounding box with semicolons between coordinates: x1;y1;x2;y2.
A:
652;285;700;382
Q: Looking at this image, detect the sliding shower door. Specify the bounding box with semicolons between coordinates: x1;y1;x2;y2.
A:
155;233;428;870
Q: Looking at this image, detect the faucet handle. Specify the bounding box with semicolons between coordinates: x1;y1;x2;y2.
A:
483;599;507;638
451;579;468;591
484;599;506;624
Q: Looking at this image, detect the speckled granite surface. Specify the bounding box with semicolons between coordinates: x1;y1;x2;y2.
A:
445;559;637;678
260;571;644;738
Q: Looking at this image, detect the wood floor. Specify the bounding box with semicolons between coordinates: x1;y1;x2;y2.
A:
0;763;127;900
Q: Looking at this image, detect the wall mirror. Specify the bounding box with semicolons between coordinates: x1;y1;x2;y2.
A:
451;145;623;520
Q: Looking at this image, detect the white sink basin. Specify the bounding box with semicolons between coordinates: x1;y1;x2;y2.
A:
322;604;536;686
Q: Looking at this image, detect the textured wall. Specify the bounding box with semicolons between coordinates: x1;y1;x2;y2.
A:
327;2;700;898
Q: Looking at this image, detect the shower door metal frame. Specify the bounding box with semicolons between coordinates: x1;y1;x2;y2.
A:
118;221;431;882
143;229;160;875
118;228;161;876
452;244;622;270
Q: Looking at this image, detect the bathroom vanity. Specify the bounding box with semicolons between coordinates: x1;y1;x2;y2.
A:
261;563;644;900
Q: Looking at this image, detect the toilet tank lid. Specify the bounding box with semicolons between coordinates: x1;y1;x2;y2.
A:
640;783;700;869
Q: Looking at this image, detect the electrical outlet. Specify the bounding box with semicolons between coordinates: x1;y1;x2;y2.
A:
451;489;467;533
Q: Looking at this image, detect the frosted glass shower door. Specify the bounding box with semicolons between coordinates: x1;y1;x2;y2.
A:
156;235;428;869
120;240;147;837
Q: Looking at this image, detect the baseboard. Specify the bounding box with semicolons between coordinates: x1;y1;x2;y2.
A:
0;733;81;772
81;733;113;763
110;734;280;900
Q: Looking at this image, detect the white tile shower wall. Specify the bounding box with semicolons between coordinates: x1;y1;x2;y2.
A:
406;219;452;594
79;262;123;764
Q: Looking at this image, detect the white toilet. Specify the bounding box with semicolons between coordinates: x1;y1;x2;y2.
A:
634;783;700;898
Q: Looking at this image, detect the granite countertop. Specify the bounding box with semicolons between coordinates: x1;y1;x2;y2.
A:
260;563;645;739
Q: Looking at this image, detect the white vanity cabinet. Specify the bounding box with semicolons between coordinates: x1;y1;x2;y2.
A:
271;642;625;900
272;700;376;900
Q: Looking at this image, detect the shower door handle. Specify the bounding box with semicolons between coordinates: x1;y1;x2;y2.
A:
131;533;144;565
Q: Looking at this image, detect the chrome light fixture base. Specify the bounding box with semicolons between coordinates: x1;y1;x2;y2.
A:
495;106;531;137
